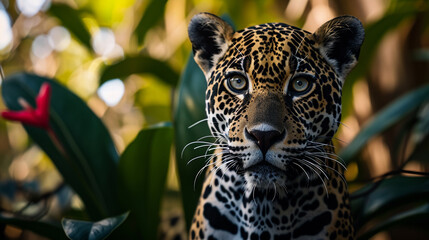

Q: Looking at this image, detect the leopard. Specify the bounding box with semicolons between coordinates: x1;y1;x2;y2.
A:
187;13;364;240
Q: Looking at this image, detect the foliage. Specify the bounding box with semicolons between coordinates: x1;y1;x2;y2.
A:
340;85;429;164
0;0;428;239
100;56;179;87
174;54;208;228
1;74;173;239
2;73;122;220
62;212;129;240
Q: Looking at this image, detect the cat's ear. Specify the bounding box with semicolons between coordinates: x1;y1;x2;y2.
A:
313;16;365;79
188;13;234;78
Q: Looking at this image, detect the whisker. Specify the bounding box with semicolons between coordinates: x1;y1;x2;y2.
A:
314;160;347;185
188;118;208;129
299;160;329;194
187;150;227;165
181;140;223;158
194;144;226;150
271;181;277;202
336;120;351;130
301;159;329;180
291;162;310;182
306;152;347;169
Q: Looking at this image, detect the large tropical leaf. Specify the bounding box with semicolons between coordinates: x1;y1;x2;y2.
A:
173;16;235;229
351;176;429;230
0;214;67;240
118;123;173;239
99;56;179;87
173;54;209;229
340;85;429;164
1;73;122;220
62;212;129;240
357;203;429;240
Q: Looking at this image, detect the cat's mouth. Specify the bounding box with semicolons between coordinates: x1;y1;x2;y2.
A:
246;161;280;172
243;160;288;187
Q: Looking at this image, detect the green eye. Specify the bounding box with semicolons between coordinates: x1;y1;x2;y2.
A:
228;75;248;92
291;77;309;92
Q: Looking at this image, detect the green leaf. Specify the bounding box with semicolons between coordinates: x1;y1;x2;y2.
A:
118;124;173;239
99;56;179;87
408;103;429;161
413;49;429;61
173;54;209;229
340;85;429;164
48;3;92;50
173;15;235;229
1;73;122;220
0;214;67;240
134;0;168;45
357;203;429;240
351;176;429;230
62;212;129;240
342;9;418;117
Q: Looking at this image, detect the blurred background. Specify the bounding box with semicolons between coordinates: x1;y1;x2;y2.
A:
0;0;428;239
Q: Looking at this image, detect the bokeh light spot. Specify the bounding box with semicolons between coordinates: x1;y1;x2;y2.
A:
92;27;115;57
0;9;13;51
31;35;53;59
97;79;125;107
16;0;48;17
48;26;71;51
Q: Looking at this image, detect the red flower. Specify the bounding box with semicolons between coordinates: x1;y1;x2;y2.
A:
1;83;52;129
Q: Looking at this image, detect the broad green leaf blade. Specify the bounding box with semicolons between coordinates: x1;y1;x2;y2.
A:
99;56;179;87
135;0;167;45
342;9;418;117
406;103;429;163
357;203;429;240
340;85;429;164
173;15;235;229
351;176;429;230
62;212;129;240
1;73;122;220
48;3;92;50
118;124;173;240
0;214;67;240
173;54;209;229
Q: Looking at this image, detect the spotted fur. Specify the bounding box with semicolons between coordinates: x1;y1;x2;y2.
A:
188;13;364;240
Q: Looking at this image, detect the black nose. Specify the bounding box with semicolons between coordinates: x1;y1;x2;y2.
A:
246;129;285;155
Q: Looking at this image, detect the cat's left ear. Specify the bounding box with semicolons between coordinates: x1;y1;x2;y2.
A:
313;16;365;79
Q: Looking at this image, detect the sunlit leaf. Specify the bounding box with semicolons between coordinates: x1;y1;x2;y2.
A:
340;85;429;164
351;176;429;230
357;203;429;240
134;0;168;45
118;123;173;239
1;73;122;220
99;56;179;87
0;214;67;240
48;3;92;50
62;212;129;240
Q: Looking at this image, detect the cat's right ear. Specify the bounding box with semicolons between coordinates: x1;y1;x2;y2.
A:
188;13;234;78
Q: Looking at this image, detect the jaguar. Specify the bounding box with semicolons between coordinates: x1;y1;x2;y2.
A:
187;13;364;240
